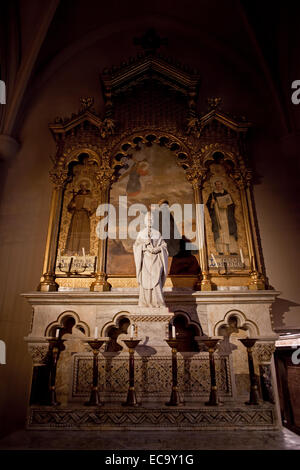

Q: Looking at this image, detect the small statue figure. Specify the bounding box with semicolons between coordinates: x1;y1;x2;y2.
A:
133;212;168;307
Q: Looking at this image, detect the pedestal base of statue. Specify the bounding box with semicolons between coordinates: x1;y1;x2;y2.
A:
129;306;174;354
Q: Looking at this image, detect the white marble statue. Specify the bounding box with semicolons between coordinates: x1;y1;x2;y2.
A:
133;212;168;307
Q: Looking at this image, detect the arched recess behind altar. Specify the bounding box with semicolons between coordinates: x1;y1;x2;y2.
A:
107;143;199;276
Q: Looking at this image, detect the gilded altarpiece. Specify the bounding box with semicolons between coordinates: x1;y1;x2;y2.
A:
23;41;281;431
39;51;266;292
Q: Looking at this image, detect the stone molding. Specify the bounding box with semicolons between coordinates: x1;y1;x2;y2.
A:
28;405;277;430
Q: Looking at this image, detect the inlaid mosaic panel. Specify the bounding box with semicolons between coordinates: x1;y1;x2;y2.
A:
72;354;232;399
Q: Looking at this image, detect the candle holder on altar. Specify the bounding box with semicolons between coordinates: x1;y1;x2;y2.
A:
58;257;88;275
45;337;65;406
196;336;222;406
165;338;184;406
238;338;260;405
218;261;229;276
122;339;141;407
84;338;109;406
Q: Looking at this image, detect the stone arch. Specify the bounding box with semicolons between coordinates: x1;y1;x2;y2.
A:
172;310;202;334
102;311;131;352
214;309;259;337
170;310;202;352
201;142;241;170
101;311;132;336
45;310;89;337
110;130;192;180
61;146;101;168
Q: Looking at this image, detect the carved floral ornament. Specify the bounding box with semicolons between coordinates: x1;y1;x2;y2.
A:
254;342;276;363
27;344;49;366
49;168;70;190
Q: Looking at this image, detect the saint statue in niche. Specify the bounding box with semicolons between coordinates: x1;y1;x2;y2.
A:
133;212;168;307
64;179;96;255
206;179;238;255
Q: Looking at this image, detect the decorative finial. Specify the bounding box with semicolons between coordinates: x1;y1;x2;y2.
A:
207;97;222;111
80;96;94;111
133;28;168;55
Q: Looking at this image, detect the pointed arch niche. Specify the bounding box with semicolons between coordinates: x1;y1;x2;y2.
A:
107;142;199;279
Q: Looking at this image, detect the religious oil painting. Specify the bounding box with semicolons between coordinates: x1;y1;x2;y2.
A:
107;145;199;275
56;155;100;275
203;162;250;272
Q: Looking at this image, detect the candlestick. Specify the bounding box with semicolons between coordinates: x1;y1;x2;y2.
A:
165;338;184;406
122;339;141;406
94;327;98;338
196;337;221;406
239;338;260;405
82;247;86;264
68;256;74;273
55;328;60;338
211;253;218;267
240;248;244;264
45;337;65;406
172;325;176;339
93;256;97;273
130;324;134;339
84;338;108;406
58;253;88;275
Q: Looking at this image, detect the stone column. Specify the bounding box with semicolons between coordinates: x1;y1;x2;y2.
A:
255;341;276;404
38;170;67;291
90;168;113;292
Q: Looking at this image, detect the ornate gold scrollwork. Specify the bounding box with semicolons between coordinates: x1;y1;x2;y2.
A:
49;168;70;189
207;97;222;110
255;342;276;364
184;162;208;189
99;118;116;139
186;117;203;138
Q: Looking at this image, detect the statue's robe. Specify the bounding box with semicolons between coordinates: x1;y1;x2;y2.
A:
133;229;168;307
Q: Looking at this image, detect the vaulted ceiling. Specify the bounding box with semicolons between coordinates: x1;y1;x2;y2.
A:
0;0;299;142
